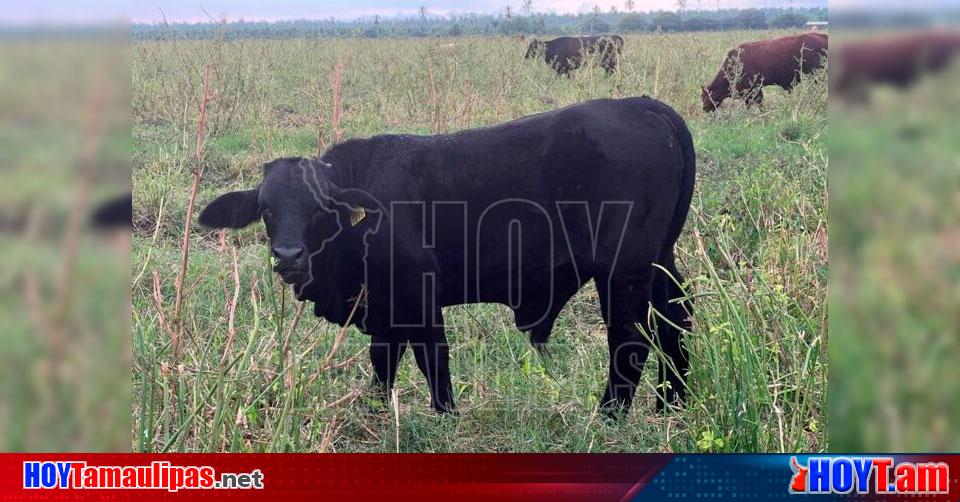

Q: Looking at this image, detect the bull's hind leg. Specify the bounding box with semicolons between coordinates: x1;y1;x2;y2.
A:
596;270;655;417
652;251;692;412
525;268;583;357
746;88;765;108
369;335;408;402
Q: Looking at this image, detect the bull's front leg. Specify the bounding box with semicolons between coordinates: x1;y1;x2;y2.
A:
409;324;455;414
746;88;765;108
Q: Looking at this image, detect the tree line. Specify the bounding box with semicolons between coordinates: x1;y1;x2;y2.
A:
133;7;827;41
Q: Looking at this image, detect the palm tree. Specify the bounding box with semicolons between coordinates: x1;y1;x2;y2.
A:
521;0;533;16
625;0;635;12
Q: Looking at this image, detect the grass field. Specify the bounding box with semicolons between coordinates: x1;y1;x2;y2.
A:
132;29;827;452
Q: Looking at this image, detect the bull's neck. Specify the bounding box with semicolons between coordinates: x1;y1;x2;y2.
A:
317;151;361;190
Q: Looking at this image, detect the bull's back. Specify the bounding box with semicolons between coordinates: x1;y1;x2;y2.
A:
545;37;587;60
740;34;827;86
407;98;688;303
425;98;681;203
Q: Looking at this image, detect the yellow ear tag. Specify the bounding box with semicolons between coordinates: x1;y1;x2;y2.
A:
350;207;366;227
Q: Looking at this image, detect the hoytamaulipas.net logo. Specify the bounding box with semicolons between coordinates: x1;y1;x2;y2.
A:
24;461;264;492
789;456;949;495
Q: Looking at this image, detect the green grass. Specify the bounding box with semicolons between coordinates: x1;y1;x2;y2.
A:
132;30;827;452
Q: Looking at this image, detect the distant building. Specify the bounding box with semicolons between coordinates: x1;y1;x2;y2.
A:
806;21;828;31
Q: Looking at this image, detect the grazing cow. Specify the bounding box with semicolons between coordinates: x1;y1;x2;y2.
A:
702;32;828;111
525;35;624;76
199;97;695;417
832;31;960;100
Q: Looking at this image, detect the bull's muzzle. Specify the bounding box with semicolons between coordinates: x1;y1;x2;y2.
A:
271;243;308;284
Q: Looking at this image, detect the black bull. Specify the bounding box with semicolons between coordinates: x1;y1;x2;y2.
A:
525;35;624;75
199;97;695;417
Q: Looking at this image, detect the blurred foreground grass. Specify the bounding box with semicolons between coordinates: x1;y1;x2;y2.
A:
830;55;960;451
0;37;130;451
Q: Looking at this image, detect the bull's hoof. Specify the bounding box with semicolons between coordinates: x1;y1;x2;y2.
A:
598;400;629;421
432;401;458;416
654;398;671;414
655;390;686;414
655;400;685;414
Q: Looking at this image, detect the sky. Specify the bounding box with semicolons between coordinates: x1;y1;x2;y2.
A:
130;0;827;23
128;0;827;23
0;0;826;25
6;0;959;25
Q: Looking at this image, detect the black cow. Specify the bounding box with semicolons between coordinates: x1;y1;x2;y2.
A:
525;35;624;76
91;193;133;229
199;97;695;417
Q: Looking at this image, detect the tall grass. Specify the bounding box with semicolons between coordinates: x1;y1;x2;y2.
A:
132;30;827;452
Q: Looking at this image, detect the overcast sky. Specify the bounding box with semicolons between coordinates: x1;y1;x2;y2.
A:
9;0;960;25
130;0;825;23
0;0;829;25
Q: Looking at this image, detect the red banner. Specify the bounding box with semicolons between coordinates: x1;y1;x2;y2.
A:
4;454;959;501
2;453;671;501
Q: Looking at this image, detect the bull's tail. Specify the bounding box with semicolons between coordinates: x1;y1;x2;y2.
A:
660;105;696;251
650;101;696;409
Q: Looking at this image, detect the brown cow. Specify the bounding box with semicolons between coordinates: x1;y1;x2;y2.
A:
832;31;960;100
525;35;624;76
701;33;828;111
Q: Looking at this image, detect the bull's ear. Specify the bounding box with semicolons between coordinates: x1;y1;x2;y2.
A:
198;189;260;229
331;187;384;228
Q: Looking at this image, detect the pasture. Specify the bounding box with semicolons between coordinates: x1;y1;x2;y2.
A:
132;29;827;452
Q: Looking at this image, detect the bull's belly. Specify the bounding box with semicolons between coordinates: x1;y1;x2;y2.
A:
436;261;584;307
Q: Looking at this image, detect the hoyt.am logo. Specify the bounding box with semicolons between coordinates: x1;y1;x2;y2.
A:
789;456;949;495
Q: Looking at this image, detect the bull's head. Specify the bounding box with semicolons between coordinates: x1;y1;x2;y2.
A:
524;39;544;59
198;157;380;286
701;71;733;112
701;85;725;112
701;86;716;112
